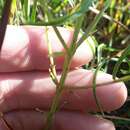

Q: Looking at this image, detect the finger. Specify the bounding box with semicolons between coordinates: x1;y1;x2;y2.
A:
0;25;94;72
0;69;127;113
0;110;115;130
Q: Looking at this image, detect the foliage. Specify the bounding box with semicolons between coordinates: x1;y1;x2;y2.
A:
0;0;130;130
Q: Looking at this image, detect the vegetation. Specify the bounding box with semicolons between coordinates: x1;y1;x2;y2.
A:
0;0;130;130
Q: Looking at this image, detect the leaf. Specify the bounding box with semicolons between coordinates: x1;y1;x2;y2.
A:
77;0;110;47
23;0;30;21
28;0;96;26
92;60;106;115
97;43;106;63
48;52;65;58
30;0;38;22
113;45;130;79
86;36;97;56
70;15;85;55
78;0;95;14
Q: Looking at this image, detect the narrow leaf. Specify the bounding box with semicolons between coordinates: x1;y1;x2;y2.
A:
113;45;130;79
30;0;38;22
77;0;110;47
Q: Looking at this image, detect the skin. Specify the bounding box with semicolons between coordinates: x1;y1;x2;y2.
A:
0;25;127;130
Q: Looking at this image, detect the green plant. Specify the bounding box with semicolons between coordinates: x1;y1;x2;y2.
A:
0;0;130;130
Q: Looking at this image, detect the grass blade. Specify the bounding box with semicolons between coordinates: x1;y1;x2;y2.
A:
23;0;30;21
113;45;130;79
70;15;85;55
30;0;38;22
77;0;110;47
28;0;95;26
93;60;106;115
53;26;68;52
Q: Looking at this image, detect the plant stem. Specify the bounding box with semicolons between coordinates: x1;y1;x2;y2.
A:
45;55;72;130
65;74;130;91
45;27;58;85
53;26;69;52
99;114;130;122
89;6;130;33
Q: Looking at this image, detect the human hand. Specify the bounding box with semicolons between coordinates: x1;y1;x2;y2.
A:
0;25;127;130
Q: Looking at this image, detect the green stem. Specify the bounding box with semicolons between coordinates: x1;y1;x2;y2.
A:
45;55;72;130
65;74;130;90
53;26;69;52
